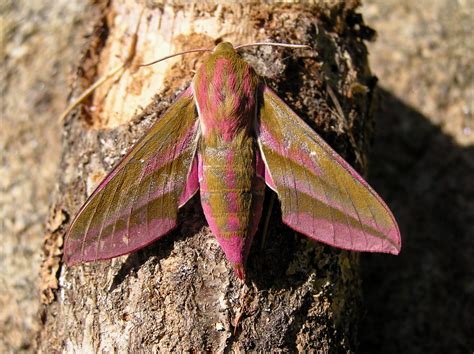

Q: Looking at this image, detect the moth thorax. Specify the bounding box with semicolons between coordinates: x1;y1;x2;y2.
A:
194;55;259;141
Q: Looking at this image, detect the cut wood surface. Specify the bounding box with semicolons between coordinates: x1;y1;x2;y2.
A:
39;1;378;351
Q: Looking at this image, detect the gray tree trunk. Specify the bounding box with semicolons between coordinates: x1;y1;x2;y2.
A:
38;0;377;351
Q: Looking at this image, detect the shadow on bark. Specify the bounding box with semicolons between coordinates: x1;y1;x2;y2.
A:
360;88;474;353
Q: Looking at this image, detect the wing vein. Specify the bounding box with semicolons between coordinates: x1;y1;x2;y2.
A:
80;182;107;262
95;160;131;259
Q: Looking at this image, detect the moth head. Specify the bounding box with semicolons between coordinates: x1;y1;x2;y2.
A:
213;42;236;54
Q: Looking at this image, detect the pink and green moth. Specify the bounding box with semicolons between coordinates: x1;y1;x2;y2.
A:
64;42;401;279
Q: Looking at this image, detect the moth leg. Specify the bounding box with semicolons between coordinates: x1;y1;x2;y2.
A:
260;192;276;250
58;9;144;122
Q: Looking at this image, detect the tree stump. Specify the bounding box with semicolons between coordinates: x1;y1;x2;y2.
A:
39;1;378;351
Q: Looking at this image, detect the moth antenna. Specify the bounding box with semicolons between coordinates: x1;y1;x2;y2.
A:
235;42;311;50
139;48;213;67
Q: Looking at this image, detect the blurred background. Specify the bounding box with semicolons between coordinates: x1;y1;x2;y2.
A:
1;0;472;352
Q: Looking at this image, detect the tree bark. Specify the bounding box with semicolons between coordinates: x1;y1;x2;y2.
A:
38;0;377;351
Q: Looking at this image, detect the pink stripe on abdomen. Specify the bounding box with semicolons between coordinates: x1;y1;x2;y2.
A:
199;147;265;265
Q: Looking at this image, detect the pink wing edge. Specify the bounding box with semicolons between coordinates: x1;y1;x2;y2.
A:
255;86;401;255
65;153;200;266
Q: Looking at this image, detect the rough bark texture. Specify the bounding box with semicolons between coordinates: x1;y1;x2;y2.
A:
1;1;92;351
38;1;377;351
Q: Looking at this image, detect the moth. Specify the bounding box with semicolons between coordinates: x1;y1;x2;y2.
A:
64;42;401;279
